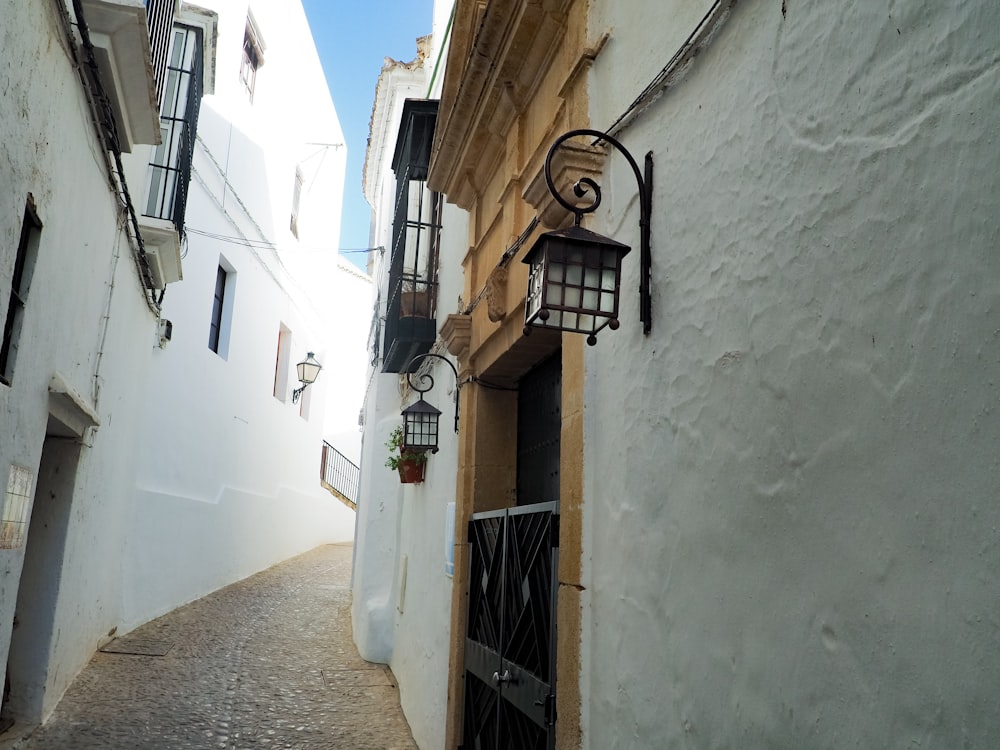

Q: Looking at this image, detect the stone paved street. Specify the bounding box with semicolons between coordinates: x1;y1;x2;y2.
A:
9;544;416;750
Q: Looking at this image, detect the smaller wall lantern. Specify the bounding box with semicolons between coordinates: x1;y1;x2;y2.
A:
523;128;653;344
400;352;461;456
292;352;322;404
402;396;442;453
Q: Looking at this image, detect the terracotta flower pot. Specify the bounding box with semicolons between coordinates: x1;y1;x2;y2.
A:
397;456;426;484
400;290;431;318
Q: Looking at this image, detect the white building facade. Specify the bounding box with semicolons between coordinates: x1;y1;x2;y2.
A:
358;0;1000;748
580;1;1000;746
0;0;183;727
1;0;363;733
352;2;464;746
124;0;364;628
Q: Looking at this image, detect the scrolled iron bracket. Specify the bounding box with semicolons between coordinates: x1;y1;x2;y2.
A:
404;352;461;433
543;128;654;334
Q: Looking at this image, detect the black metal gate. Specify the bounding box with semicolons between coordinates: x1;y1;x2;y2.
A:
464;503;559;750
464;354;561;749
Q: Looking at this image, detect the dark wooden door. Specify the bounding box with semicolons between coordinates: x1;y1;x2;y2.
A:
463;354;562;749
516;354;561;507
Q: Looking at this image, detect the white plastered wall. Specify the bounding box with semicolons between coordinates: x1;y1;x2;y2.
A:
352;7;460;744
0;0;160;723
581;1;1000;747
122;0;360;629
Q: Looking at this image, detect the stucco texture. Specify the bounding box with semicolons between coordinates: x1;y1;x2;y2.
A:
0;0;159;723
583;0;1000;748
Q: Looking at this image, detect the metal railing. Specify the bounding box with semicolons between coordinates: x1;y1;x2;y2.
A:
145;0;176;104
144;23;203;235
321;442;360;509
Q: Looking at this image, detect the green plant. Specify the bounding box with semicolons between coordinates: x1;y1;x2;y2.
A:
384;426;428;471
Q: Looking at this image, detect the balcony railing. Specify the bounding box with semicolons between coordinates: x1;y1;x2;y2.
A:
381;100;442;373
144;23;203;235
146;0;176;104
321;442;360;510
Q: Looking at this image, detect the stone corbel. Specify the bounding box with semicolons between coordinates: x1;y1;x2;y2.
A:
48;373;101;439
523;137;608;228
440;314;472;359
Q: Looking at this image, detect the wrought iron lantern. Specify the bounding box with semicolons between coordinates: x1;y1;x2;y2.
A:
523;224;630;345
401;352;461;453
523;129;653;345
292;352;322;404
402;396;442;453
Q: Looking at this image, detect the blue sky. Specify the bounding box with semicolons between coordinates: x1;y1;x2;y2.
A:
300;0;434;269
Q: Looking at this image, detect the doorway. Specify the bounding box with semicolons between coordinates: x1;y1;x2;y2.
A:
463;352;562;749
3;433;82;727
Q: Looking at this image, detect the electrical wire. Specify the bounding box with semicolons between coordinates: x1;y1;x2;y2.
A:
70;0;162;314
185;227;382;260
604;0;736;138
460;216;538;316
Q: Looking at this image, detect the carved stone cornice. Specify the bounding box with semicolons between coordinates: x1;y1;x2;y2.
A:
429;0;576;204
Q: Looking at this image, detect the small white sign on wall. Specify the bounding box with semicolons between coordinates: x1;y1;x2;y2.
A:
445;501;455;576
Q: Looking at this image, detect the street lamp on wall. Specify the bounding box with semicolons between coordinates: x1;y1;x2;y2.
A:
401;352;461;454
401;396;441;453
292;352;322;404
523;129;653;344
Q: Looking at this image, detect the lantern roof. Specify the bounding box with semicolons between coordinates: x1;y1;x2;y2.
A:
522;223;632;263
402;396;442;417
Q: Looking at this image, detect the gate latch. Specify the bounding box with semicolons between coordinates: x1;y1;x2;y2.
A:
491;669;514;686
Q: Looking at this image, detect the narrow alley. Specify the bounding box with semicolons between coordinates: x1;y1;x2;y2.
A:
8;545;416;750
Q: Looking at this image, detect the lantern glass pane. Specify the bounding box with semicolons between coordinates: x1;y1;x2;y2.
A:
564;287;581;308
600;291;616;313
583;288;598;309
545;279;562;306
549;262;564;283
601;267;616;291
526;255;545;318
566;263;583;287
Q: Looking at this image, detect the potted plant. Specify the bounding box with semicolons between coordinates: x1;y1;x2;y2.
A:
385;426;428;483
399;279;431;318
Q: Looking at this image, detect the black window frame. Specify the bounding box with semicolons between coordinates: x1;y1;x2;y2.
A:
208;264;227;353
1;196;42;386
240;21;263;103
381;99;442;373
144;23;204;236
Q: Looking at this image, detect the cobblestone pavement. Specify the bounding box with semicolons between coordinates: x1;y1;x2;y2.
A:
13;544;417;750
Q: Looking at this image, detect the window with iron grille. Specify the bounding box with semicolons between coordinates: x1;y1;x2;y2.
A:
381;99;441;373
1;197;42;386
145;0;176;104
240;16;264;103
144;24;203;236
208;265;227;353
209;262;236;358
